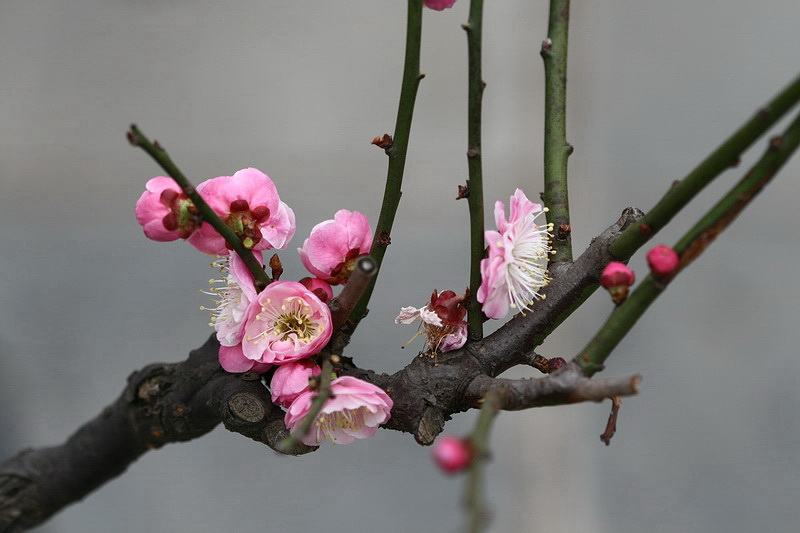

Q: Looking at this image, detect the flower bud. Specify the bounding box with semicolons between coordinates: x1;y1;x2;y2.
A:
647;245;679;276
600;261;635;304
432;435;473;474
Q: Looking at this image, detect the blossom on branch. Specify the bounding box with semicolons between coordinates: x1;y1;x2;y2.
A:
135;176;201;241
285;376;393;446
298;209;372;285
202;252;262;347
270;360;322;409
188;168;295;255
396;289;468;353
241;281;332;365
477;189;552;319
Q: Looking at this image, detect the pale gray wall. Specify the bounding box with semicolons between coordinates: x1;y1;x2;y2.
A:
2;1;799;532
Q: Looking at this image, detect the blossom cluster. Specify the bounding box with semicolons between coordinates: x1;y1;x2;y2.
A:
135;168;392;446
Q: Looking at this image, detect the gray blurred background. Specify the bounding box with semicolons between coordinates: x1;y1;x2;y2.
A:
2;1;799;531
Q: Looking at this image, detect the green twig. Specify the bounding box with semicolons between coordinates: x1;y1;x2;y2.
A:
349;0;424;326
127;125;270;291
276;357;334;453
541;0;573;264
576;109;800;376
610;73;800;260
463;0;486;340
463;389;500;533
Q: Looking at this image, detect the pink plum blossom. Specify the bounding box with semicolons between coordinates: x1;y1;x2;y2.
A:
187;168;295;255
647;244;680;276
424;0;457;11
270;359;321;409
298;277;334;304
432;434;473;474
135;176;201;241
477;189;552;319
218;343;272;374
396;289;468;353
241;281;332;365
298;210;372;285
202;252;263;347
285;376;393;446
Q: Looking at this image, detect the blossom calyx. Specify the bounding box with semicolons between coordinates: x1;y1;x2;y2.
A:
600;261;635;304
477;189;552;319
647;245;680;277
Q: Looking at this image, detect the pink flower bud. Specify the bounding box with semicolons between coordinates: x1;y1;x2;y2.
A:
285;376;393;446
600;261;635;304
270;360;321;408
647;245;679;276
298;210;372;285
432;435;472;474
424;0;457;10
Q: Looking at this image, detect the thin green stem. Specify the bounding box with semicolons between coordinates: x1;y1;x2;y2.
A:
464;0;486;340
463;389;500;533
349;0;424;326
576;110;800;376
128;125;270;291
610;73;800;260
541;0;573;263
276;357;334;453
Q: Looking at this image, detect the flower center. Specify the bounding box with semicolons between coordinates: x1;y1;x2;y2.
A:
256;297;319;343
315;409;364;443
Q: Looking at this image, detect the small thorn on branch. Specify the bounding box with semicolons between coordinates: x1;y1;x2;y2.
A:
600;396;622;446
456;182;470;200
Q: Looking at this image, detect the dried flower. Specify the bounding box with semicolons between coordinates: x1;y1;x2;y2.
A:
396;290;469;353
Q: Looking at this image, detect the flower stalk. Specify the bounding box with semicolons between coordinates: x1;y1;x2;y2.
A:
463;0;487;340
463;389;500;533
350;0;425;327
541;0;573;264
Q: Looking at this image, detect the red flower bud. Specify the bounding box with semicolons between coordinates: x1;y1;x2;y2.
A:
432;435;473;474
647;245;679;276
600;261;635;304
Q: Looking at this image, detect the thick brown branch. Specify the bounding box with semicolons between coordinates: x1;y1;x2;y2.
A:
0;335;311;532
